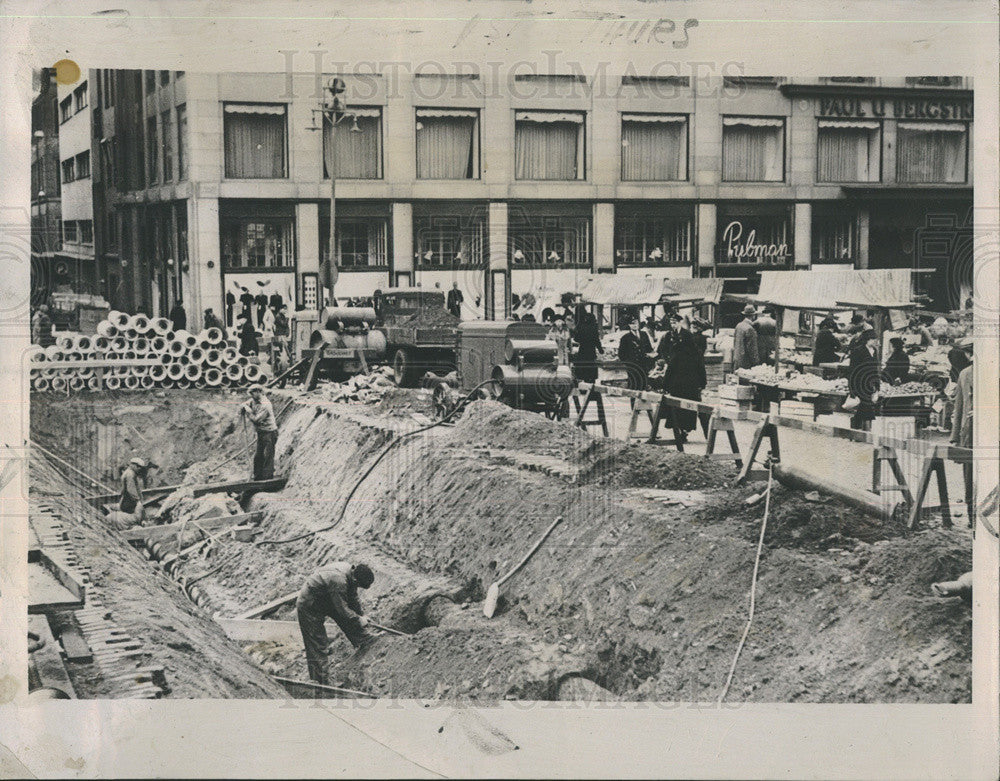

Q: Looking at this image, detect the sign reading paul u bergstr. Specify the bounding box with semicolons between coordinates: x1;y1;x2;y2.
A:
719;220;791;265
818;96;973;121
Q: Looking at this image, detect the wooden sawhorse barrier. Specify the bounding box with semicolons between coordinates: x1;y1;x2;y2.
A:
704;412;744;470
872;445;914;508
907;445;975;530
573;385;609;437
736;419;781;484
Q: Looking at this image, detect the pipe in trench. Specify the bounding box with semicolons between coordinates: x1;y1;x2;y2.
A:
772;463;904;522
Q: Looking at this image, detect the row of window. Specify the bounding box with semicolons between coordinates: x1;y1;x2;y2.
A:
219;209;858;270
146;104;189;184
62;219;93;245
58;82;88;123
61;150;90;183
218;104;970;185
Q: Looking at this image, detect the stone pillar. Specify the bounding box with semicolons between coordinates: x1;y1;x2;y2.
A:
697;202;716;270
856;208;870;269
189;197;221;330
487;202;509;319
593;202;615;273
392;202;414;285
296;202;320;277
794;202;811;268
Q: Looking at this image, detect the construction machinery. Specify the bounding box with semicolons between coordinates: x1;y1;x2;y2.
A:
429;321;575;419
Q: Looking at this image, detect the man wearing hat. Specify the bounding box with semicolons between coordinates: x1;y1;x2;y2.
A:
241;384;278;481
754;307;779;364
883;337;910;384
118;457;155;524
951;338;974;523
847;329;880;430
813;317;841;366
732;304;760;371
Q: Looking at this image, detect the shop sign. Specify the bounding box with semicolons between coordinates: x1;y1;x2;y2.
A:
719;220;791;265
818;96;972;121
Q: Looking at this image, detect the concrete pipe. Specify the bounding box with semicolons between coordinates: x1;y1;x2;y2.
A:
87;376;101;391
133;364;149;377
222;347;238;363
167;363;185;380
33;377;51;392
42;368;58;379
68;376;85;391
67;352;83;362
111;337;128;352
152;317;172;335
96;320;118;338
27;347;45;363
225;364;244;382
237;355;250;367
140;375;155;389
134;337;149;354
220;374;232;387
177;378;191;389
74;335;93;352
195;378;207;390
93;336;110;352
204;367;223;386
123;375;140;390
150;364;168;382
772;464;904;522
150;336;168;353
243;364;262;384
159;353;173;366
189;347;205;364
110;310;130;328
44;345;62;360
205;327;224;345
164;330;175;342
124;328;139;340
50;376;67;392
55;335;74;350
204;349;222;367
105;376;121;390
184;364;201;381
168;339;186;357
129;314;151;333
77;367;94;379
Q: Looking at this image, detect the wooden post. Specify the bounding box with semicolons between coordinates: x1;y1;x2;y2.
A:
907;446;951;529
705;412;743;470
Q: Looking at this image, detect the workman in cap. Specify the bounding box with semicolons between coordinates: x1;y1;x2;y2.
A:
241;384;278;480
118;457;155;525
732;304;760;370
296;562;375;685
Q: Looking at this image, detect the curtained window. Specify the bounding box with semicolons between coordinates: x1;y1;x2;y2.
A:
224;104;287;179
896;122;967;183
813;213;857;263
722;116;784;182
416;109;478;179
335;218;389;268
514;111;585;180
621;114;687;181
220;216;295;269
323;107;382;179
817;120;881;182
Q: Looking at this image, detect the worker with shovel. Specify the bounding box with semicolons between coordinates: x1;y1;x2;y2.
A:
296;562;375;686
241;384;278;481
111;457;157;528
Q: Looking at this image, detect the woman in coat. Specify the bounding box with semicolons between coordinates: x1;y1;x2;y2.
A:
237;317;260;356
847;329;880;430
571;307;603;383
662;314;707;442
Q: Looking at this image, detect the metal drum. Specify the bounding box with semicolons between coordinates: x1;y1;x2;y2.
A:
491;364;574;410
504;338;557;364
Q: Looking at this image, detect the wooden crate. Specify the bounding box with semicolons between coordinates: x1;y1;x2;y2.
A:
717;383;754;401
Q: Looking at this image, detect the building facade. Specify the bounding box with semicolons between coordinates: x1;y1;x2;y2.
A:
89;70;973;331
55;75;96;291
30;68;62;305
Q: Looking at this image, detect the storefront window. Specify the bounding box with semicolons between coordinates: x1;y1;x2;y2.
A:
896;122;967;183
324;107;382;179
620;114;687;181
716;211;792;266
415;210;487;268
813;213;857;263
415;109;478;179
223;103;287;179
722;116;784;182
817;120;881;182
221;214;295;269
509;207;590;266
320;206;390;268
514;111;585;180
615;211;692;265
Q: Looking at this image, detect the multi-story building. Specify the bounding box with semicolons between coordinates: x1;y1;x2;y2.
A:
30;67;62;305
55;74;96;291
92;70;973;332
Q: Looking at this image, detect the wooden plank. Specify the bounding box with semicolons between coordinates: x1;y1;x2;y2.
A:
58;627;93;663
122;511;263;544
87;478;286;507
234;590;299;620
29;616;77;698
28;560;85;614
217;618;301;643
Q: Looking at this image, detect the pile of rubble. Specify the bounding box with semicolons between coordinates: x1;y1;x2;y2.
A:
316;366;397;404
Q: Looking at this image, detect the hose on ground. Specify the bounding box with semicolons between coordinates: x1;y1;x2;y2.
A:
254;380;492;547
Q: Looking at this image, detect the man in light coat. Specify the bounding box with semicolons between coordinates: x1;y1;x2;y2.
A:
732;304;760;370
951;339;973;524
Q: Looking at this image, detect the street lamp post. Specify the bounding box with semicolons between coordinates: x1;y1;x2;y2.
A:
308;77;362;309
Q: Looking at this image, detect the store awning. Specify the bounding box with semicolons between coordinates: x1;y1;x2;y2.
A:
745;269;916;311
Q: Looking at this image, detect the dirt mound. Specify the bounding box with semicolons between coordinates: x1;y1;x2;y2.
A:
452;401;592;455
585;441;735;490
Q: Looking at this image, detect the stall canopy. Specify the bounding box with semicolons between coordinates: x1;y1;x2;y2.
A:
749;269;916;311
577;275;679;305
662;277;724;306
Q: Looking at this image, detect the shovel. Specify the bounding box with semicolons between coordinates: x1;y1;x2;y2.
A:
483;515;563;618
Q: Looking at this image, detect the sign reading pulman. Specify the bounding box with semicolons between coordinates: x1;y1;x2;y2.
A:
720;220;791;264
